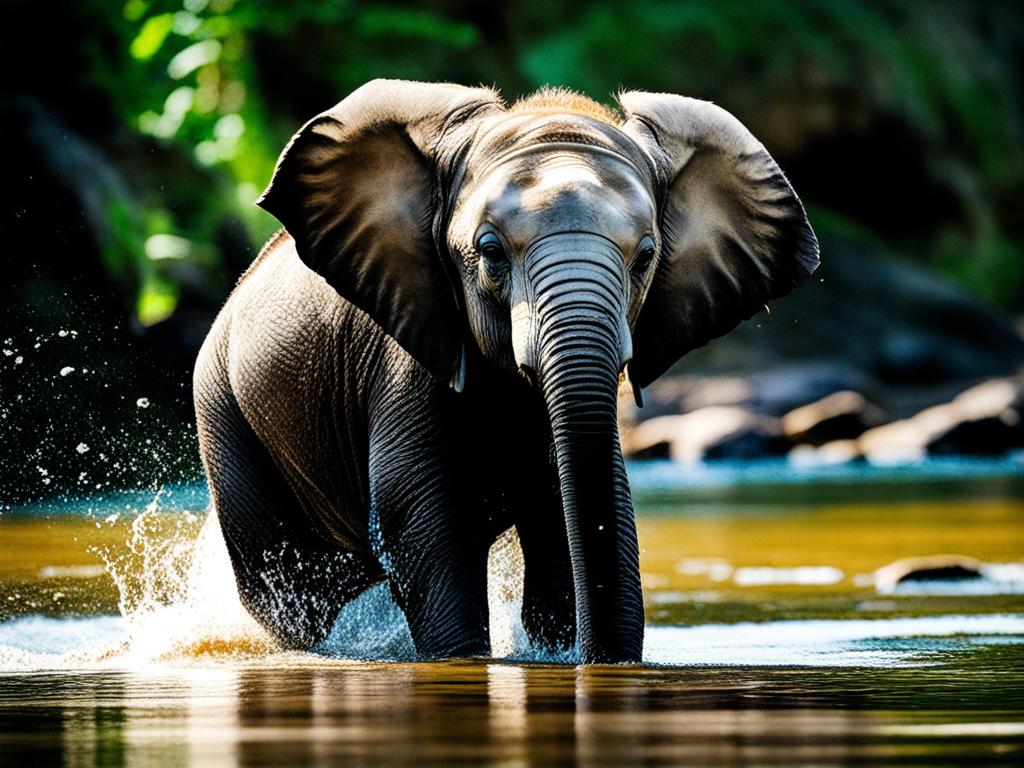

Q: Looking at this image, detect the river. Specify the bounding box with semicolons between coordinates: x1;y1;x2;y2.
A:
1;461;1022;765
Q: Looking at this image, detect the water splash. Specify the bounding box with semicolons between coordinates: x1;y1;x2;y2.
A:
0;496;548;668
486;527;529;658
313;527;563;662
88;494;273;664
485;528;579;664
0;492;274;670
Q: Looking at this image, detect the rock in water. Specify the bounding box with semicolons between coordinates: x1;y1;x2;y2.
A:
873;554;984;594
782;390;885;445
622;407;788;463
858;376;1024;461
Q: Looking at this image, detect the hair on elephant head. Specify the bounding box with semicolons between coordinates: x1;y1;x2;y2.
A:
257;79;818;663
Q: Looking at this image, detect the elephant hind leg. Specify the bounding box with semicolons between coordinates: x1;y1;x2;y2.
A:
195;378;381;650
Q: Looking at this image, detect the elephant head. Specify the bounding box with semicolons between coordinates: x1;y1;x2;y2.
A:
258;79;819;663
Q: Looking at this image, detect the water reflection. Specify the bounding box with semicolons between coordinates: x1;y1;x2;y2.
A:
2;657;1018;766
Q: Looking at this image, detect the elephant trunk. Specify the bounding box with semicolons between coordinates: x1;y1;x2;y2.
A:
518;233;644;663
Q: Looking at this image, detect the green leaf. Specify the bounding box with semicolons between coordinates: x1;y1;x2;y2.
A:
136;273;179;326
130;13;174;61
356;7;479;48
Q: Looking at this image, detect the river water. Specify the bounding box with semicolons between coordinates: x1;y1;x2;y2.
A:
1;461;1022;765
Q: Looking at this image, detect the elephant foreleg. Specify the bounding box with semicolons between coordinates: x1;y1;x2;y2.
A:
516;490;577;653
367;382;490;658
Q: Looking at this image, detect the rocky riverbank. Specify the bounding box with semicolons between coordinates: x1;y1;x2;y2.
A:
621;371;1024;466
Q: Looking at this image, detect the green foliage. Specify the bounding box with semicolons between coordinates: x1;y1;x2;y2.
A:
65;0;1024;320
356;6;479;47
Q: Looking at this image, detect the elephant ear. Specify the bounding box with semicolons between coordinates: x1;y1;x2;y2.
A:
618;91;819;388
257;79;500;381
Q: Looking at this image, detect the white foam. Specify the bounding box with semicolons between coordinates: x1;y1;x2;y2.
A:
643;614;1024;667
0;615;125;656
4;612;1021;671
37;564;108;579
732;565;845;586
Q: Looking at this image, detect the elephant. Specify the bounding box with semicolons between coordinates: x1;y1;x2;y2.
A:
193;79;818;664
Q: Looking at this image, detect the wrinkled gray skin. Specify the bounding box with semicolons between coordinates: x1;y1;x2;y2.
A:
194;80;819;663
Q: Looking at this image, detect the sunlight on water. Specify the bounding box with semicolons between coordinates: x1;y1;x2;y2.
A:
644;614;1024;667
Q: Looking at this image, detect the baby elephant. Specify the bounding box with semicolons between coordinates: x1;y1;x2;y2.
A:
194;79;818;663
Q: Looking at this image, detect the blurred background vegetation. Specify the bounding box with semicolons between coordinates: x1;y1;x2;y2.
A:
3;0;1023;502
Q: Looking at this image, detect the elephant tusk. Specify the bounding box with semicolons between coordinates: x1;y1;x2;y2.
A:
625;363;645;408
449;345;466;393
518;364;537;388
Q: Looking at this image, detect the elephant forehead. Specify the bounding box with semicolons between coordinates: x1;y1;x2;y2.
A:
519;154;604;208
483;153;655;243
474;112;645;163
537;151;651;200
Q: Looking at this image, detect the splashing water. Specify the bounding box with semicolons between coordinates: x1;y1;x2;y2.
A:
486;526;532;659
314;526;552;662
97;506;274;663
0;493;548;669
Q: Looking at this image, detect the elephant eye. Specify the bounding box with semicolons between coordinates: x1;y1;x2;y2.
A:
476;232;506;261
632;235;656;274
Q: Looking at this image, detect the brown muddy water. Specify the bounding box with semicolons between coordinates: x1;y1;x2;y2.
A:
1;468;1023;766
